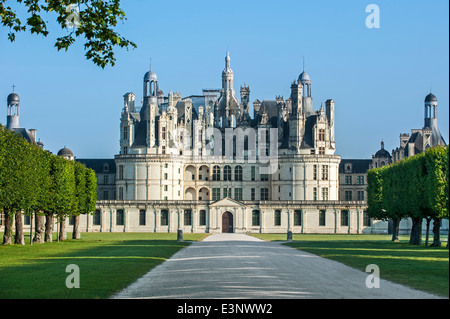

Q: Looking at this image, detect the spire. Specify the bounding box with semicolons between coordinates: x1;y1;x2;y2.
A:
381;140;384;150
225;51;231;71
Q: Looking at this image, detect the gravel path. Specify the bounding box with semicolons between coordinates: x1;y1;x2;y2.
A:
111;233;442;299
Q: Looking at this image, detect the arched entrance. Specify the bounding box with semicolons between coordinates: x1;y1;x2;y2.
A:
222;212;234;233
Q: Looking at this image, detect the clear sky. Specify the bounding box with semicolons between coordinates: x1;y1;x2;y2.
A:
0;0;448;159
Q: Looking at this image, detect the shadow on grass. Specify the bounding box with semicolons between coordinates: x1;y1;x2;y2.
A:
0;239;191;299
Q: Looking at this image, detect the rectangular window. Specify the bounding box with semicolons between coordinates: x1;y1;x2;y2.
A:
104;175;109;185
119;165;124;180
313;165;317;180
357;176;364;185
139;209;146;226
318;128;325;141
251;166;256;181
23;215;31;225
161;210;169;226
162;126;166;139
341;210;349;226
223;188;231;198
93;210;101;225
123;126;128;140
260;173;269;181
251;188;256;201
313;187;317;201
357;191;365;201
252;210;260;226
294;210;302;226
103;191;109;200
184;209;192;226
164;173;168;180
322;187;329;201
199;210;206;226
212;188;220;201
322;165;328;181
162;146;166;155
345;191;352;201
319;147;325;155
345;175;352;185
118;187;124;200
260;188;269;201
274;210;281;226
319;210;326;226
116;209;124;226
234;188;243;201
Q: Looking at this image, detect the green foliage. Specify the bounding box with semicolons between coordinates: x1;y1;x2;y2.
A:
1;0;136;68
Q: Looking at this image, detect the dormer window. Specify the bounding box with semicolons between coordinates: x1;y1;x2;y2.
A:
103;163;110;172
344;163;353;174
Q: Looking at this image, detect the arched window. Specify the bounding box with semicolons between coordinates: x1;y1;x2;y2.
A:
213;165;221;181
234;165;243;181
224;165;232;181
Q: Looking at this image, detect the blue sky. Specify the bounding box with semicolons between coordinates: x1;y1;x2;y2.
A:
0;0;448;159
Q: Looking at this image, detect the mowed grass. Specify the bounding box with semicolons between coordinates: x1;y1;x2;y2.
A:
0;232;209;299
250;234;449;298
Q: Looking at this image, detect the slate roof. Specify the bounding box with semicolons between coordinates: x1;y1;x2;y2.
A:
76;158;116;174
339;159;372;174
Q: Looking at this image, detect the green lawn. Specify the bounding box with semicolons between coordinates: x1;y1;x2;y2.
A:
0;232;209;299
250;233;449;298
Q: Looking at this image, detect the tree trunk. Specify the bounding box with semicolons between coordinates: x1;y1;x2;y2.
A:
59;218;66;241
431;218;442;247
14;211;25;245
409;217;423;246
33;212;45;244
425;217;431;247
45;212;54;243
72;215;81;239
391;217;400;242
2;211;13;245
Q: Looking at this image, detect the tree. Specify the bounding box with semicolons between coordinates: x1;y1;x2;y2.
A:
1;0;136;68
423;146;449;247
72;161;87;239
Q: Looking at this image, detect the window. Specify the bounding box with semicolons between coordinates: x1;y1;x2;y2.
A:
260;171;269;181
251;188;256;201
345;175;352;185
164;173;168;180
260;188;269;201
319;147;325;155
184;209;192;226
313;187;317;201
341;210;349;226
234;188;243;201
318;128;325;141
213;165;221;181
162;146;166;155
252;210;260;226
294;210;302;226
119;165;124;180
116;210;124;226
123;126;128;140
357;176;364;185
322;165;328;181
251;166;256;181
93;210;101;225
274;210;281;226
118;187;124;200
24;215;31;225
223;188;231;198
161;210;169;226
345;191;352;201
212;188;220;201
319;210;326;226
357;191;364;201
164;185;168;192
224;165;232;181
103;191;109;200
139;209;146;226
234;166;243;181
199;210;206;226
162;127;166;139
104;175;109;185
322;187;328;201
363;211;371;227
313;165;317;180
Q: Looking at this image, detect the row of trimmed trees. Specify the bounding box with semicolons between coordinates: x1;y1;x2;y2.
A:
367;145;449;246
0;124;97;245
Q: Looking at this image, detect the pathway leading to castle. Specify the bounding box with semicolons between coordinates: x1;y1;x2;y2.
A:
112;233;440;299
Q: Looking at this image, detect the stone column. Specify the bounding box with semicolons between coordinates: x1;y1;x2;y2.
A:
101;208;106;232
